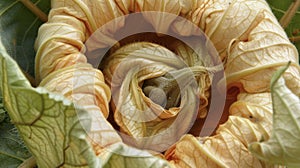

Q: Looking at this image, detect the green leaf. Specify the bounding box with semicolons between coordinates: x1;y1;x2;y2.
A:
0;114;32;168
0;41;101;167
249;62;300;167
0;84;31;168
0;1;50;165
0;0;50;76
0;95;5;123
267;0;300;56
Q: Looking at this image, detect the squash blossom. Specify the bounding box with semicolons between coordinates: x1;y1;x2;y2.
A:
34;0;300;167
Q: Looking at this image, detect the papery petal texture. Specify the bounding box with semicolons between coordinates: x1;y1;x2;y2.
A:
34;0;300;167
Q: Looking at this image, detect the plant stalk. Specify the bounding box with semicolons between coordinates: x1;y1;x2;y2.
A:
0;151;25;162
279;0;300;29
19;0;48;22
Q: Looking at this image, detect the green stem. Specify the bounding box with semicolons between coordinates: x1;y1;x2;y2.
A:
19;0;48;22
271;6;300;15
0;1;19;16
0;151;25;162
279;0;300;29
